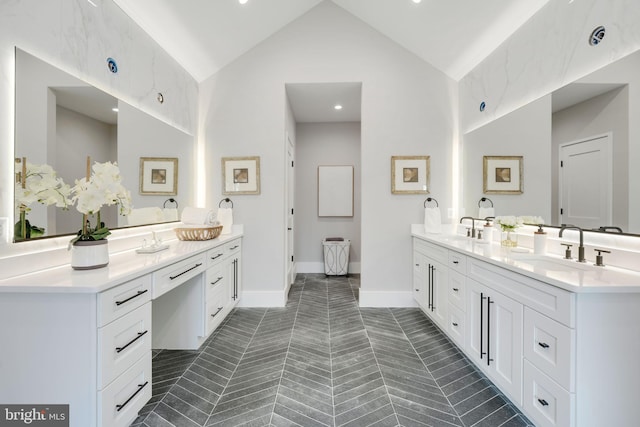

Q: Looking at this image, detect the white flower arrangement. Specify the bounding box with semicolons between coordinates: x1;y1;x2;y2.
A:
15;162;72;239
519;215;545;226
494;215;523;231
70;161;132;243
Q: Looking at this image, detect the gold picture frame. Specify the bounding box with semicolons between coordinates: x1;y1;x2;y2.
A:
391;155;430;194
222;156;261;195
483;155;523;194
139;157;178;195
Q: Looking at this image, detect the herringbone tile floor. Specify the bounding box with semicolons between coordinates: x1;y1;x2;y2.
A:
132;274;533;427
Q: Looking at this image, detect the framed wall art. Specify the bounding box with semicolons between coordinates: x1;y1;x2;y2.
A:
222;156;260;195
139;157;178;195
391;155;430;194
483;155;523;194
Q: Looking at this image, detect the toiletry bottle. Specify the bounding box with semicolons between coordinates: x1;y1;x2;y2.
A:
534;225;547;255
483;220;493;243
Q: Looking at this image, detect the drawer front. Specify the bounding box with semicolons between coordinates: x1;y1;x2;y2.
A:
524;307;575;391
226;239;242;256
413;251;423;277
523;360;574;427
98;303;152;389
98;353;152;427
206;283;229;336
448;251;466;274
467;257;575;327
447;303;465;346
448;270;466;311
206;265;226;298
152;253;206;298
414;238;448;265
206;245;227;268
98;275;151;327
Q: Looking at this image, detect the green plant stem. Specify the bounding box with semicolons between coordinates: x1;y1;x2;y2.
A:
20;208;26;240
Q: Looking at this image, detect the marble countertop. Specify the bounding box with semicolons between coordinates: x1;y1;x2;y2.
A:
0;230;243;294
412;227;640;294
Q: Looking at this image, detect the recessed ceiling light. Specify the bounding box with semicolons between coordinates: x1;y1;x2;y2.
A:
334;105;343;110
412;0;422;4
112;108;119;112
239;0;248;4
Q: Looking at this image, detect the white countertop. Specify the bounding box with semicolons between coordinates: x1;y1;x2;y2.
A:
0;230;243;294
412;227;640;293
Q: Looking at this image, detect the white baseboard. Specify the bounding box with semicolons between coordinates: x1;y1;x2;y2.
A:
296;262;361;274
237;291;286;307
359;291;417;308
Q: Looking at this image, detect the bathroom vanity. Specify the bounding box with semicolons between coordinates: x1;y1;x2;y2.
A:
0;230;242;427
412;226;640;427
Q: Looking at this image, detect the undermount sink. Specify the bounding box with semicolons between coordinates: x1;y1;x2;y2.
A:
509;254;596;271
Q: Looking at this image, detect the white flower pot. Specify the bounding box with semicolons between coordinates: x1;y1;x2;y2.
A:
71;239;109;270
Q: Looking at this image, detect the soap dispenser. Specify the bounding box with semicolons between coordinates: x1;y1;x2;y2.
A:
483;219;494;243
534;224;547;255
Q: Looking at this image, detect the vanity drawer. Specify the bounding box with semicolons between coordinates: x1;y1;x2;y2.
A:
524;307;575;391
448;270;466;310
447;303;465;346
523;360;574;427
206;282;229;335
98;275;151;327
414;238;448;265
206;265;226;298
206;246;226;267
98;302;152;389
226;239;242;256
448;251;466;274
152;253;206;298
98;352;152;427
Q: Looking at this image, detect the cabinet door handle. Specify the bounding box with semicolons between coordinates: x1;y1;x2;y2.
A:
537;398;549;407
211;307;224;318
538;342;550;349
210;253;223;260
487;297;494;366
116;381;149;412
115;289;148;306
480;293;486;360
210;277;223;286
170;263;203;280
115;330;148;354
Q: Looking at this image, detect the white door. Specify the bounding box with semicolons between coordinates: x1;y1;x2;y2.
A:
559;133;612;229
286;135;296;289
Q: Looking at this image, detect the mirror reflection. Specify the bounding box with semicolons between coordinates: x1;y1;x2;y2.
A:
14;48;194;242
462;49;640;236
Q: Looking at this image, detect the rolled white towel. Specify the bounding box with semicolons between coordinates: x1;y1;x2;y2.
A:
478;207;495;219
181;207;216;225
127;207;164;226
163;208;179;222
424;207;442;234
217;208;233;235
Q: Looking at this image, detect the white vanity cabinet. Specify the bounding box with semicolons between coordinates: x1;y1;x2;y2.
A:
413;239;448;328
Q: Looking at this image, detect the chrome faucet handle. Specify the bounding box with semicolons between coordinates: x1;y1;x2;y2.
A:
594;248;611;267
561;243;573;259
477;229;483;240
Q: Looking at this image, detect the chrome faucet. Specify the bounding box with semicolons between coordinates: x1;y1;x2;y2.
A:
460;216;476;238
559;225;585;262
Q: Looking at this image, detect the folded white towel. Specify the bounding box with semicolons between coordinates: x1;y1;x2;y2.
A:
181;207;216;225
478;207;495;219
424;207;442;234
217;208;233;235
127;207;164;226
163;208;179;222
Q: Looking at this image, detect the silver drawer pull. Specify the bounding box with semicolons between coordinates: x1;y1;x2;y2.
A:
452;322;458;327
210;253;223;260
115;289;148;306
210;277;223;285
211;307;224;318
538;342;550;349
169;263;203;280
230;245;239;250
453;260;459;264
115;330;148;353
116;381;148;412
537;398;549;407
452;288;459;292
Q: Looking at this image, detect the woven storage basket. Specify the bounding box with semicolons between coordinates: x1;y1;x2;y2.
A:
174;225;223;241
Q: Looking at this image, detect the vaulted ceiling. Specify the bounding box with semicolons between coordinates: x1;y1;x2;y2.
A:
113;0;550;83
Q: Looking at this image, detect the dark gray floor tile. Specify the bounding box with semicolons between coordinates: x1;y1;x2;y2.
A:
152;402;201;427
460;395;508;426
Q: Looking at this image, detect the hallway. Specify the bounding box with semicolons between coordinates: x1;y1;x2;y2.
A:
133;274;532;427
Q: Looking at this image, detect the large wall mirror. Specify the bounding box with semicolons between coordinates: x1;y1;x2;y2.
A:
463;49;640;236
14;48;194;242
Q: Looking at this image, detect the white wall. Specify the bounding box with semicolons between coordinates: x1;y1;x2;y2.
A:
552;87;628;229
295;122;361;273
200;1;456;305
0;0;197;250
463;95;552;222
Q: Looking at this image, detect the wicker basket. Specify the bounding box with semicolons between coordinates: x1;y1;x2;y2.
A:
174;225;223;241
